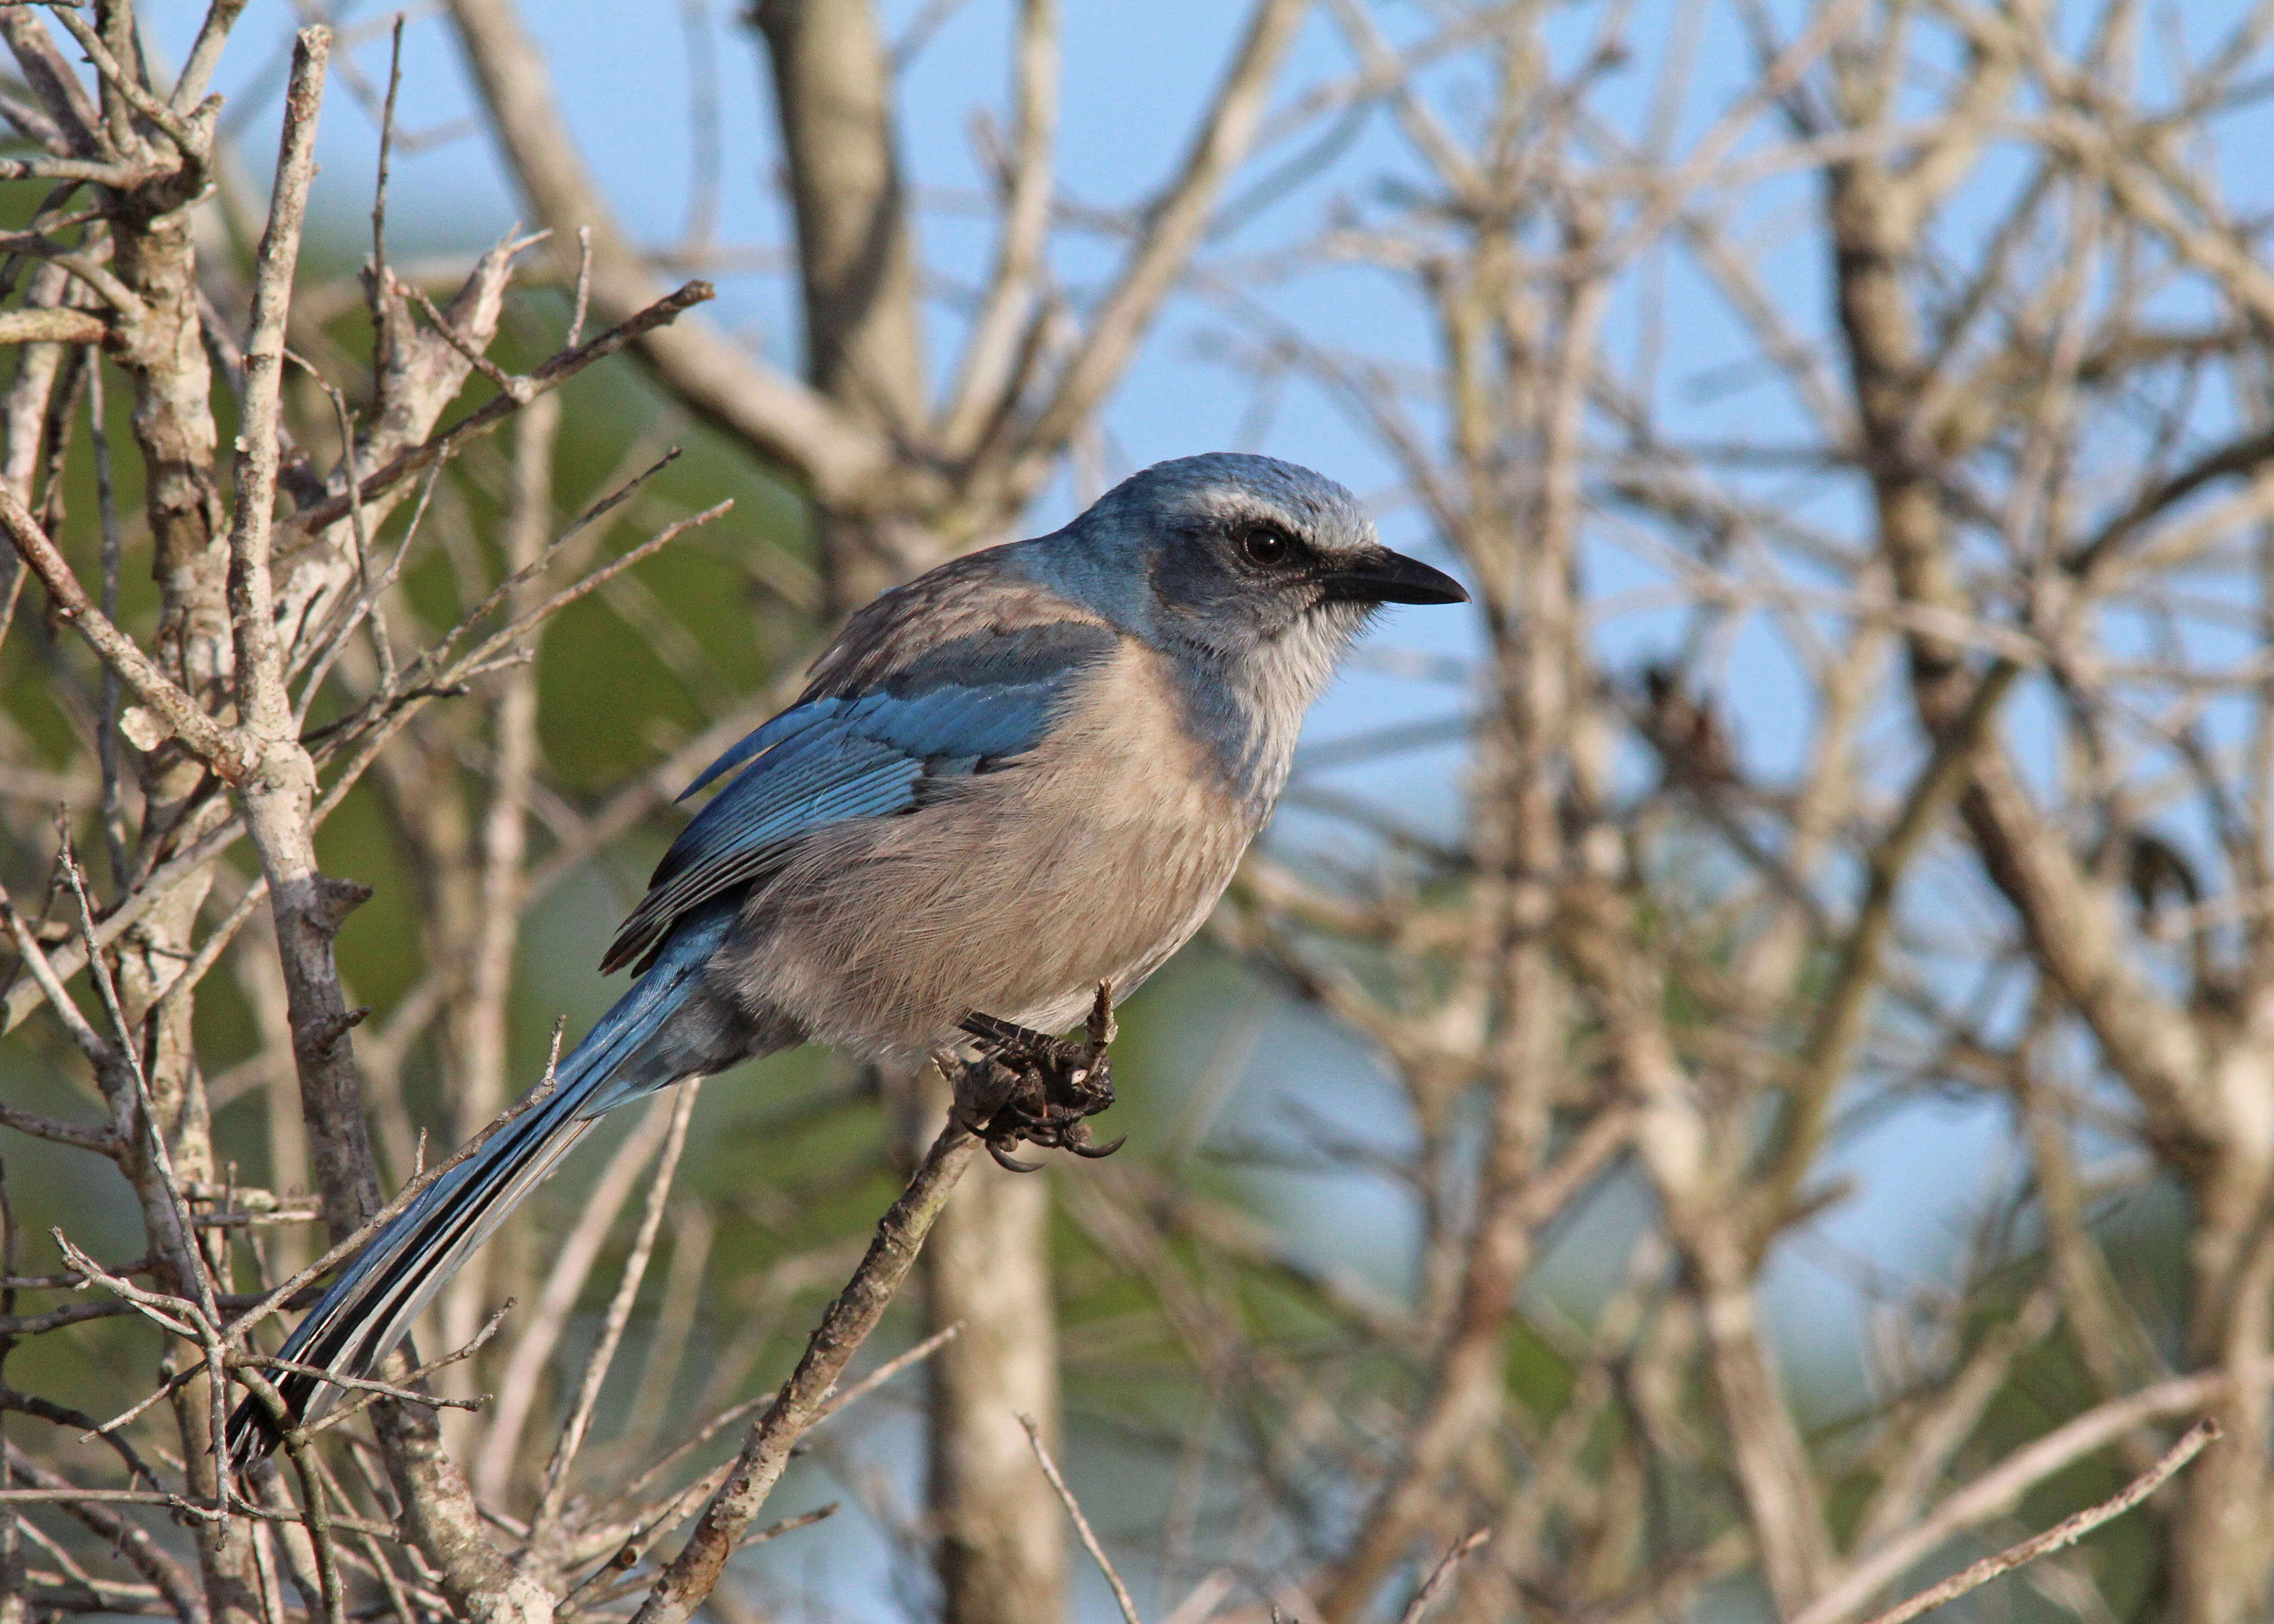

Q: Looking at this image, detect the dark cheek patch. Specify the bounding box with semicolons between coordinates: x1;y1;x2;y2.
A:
1153;545;1244;614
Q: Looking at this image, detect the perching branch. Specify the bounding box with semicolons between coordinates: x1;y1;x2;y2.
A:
630;1110;980;1624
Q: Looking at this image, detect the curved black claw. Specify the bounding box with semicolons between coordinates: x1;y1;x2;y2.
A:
986;1140;1045;1174
1068;1133;1127;1160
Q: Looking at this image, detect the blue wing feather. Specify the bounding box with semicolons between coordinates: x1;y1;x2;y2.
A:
601;620;1118;973
676;702;840;802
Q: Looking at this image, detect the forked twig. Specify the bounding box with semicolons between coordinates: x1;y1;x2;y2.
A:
299;1301;511;1440
281;280;713;541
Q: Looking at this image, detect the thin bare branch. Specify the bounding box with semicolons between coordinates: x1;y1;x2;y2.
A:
1853;1420;2218;1624
0;484;252;781
1795;1384;2234;1624
1396;1529;1490;1624
1020;1410;1142;1624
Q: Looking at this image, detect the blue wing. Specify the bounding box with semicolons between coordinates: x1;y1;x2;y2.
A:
600;620;1118;974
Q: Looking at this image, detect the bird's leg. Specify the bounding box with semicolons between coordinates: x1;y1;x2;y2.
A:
949;982;1125;1166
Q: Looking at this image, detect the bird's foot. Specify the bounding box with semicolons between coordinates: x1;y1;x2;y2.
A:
945;984;1123;1172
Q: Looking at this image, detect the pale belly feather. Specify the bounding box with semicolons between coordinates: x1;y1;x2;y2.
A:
718;649;1261;1061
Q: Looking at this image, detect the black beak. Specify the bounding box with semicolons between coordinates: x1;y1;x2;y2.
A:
1321;547;1469;606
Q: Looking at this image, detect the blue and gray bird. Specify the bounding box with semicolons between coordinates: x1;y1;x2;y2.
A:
228;452;1464;1458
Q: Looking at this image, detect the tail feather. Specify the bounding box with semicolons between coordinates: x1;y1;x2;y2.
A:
226;906;737;1466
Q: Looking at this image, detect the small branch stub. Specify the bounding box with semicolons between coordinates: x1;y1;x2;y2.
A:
0;308;106;346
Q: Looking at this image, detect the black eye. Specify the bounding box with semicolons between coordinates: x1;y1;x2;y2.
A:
1238;524;1296;567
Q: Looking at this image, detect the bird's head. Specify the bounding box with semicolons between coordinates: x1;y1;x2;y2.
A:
1034;453;1467;665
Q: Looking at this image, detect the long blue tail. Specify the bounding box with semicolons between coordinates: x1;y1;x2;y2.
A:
225;907;737;1465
